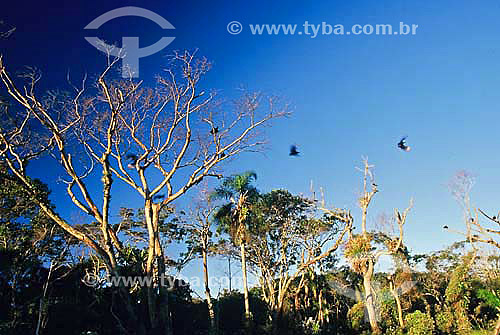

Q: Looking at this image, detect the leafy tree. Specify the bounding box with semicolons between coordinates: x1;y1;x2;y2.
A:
248;189;352;333
0;165;68;334
211;171;259;333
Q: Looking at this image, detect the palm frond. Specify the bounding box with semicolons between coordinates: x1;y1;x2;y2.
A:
209;187;234;201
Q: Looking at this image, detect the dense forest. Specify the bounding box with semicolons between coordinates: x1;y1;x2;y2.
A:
1;51;500;335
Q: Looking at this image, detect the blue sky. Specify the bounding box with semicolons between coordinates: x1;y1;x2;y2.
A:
2;0;500;293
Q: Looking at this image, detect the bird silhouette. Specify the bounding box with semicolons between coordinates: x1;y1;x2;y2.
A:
397;137;411;152
153;194;165;200
443;225;449;229
126;154;138;169
289;145;300;156
126;154;138;161
210;127;219;135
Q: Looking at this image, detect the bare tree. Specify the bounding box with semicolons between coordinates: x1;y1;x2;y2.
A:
0;50;287;334
447;170;500;334
0;20;15;39
344;159;412;334
181;190;219;335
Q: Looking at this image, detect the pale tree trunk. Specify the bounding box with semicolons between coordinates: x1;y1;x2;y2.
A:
494;313;500;335
240;242;252;334
144;200;172;335
358;159;380;334
363;261;380;334
145;199;157;329
394;293;404;329
389;280;404;328
202;239;216;334
35;262;53;335
272;298;286;335
228;257;232;291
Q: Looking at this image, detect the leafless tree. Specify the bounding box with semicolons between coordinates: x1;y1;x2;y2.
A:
0;20;15;39
181;189;219;334
447;170;500;334
0;50;288;334
344;158;412;334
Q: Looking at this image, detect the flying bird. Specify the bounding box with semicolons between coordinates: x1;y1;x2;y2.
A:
289;145;300;156
443;225;449;229
397;137;411;152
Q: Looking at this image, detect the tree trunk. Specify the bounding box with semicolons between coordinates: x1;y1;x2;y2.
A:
394;293;404;329
228;257;232;292
145;199;157;330
494;313;500;335
112;271;147;335
240;242;252;335
36;262;54;335
389;281;404;329
363;262;380;334
202;239;216;334
271;300;286;335
145;200;172;335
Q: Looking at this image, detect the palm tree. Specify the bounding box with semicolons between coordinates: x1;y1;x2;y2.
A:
211;171;259;333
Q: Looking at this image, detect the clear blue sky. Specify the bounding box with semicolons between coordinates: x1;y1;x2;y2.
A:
2;0;500;293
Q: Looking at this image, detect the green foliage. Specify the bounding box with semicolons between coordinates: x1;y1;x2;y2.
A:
211;171;260;244
2;158;500;335
404;311;435;335
432;252;475;335
210;171;258;204
444;254;473;334
477;289;500;309
214;289;271;334
378;291;400;331
0;165;67;334
435;307;455;334
348;301;366;330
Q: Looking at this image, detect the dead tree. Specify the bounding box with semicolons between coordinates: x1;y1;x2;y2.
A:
344;159;412;334
0;50;287;334
182;190;218;335
447;170;500;334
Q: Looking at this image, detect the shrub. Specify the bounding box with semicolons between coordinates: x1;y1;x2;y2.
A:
405;311;434;335
435;307;454;334
348;301;366;330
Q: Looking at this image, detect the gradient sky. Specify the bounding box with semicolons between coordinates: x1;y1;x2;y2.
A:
2;0;500;293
